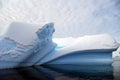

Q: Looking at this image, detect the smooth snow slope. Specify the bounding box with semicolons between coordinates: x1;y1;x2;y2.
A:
3;22;41;45
0;0;120;42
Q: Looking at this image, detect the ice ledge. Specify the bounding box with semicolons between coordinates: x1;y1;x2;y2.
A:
39;34;119;64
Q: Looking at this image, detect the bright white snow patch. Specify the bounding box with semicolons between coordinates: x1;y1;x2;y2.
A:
53;37;76;47
54;34;119;50
68;34;118;50
3;22;42;45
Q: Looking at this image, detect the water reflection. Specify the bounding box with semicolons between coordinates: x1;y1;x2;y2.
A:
0;64;114;80
45;64;113;80
0;66;55;80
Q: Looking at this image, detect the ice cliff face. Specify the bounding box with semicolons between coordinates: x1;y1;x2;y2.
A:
0;0;120;42
37;23;55;44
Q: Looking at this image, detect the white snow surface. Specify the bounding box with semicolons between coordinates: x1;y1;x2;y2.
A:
53;34;119;49
3;22;41;45
0;0;120;42
40;34;119;64
53;37;76;47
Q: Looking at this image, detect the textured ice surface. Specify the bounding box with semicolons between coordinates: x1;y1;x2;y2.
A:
0;22;56;68
0;0;120;42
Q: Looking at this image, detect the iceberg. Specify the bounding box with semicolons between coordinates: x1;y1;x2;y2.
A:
0;22;119;69
40;34;119;65
0;22;56;69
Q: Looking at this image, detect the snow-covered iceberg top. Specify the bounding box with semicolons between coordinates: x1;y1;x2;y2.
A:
3;22;42;46
54;34;119;50
77;34;117;50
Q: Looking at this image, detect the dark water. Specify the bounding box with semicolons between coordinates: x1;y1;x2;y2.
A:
0;64;114;80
